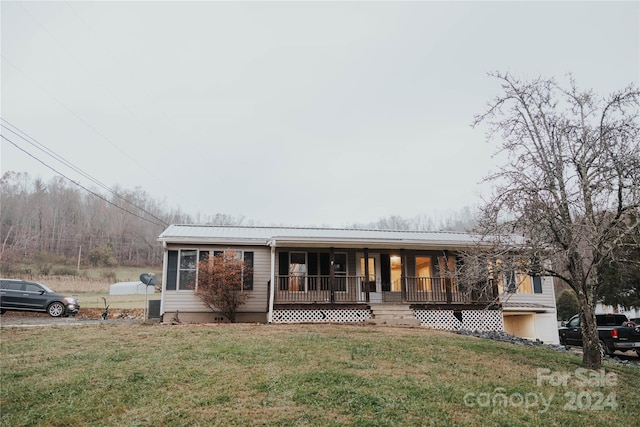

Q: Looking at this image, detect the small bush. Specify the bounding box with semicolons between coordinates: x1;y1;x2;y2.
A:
88;244;118;267
556;290;580;321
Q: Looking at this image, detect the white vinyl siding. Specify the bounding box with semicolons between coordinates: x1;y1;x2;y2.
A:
500;276;556;307
162;245;270;314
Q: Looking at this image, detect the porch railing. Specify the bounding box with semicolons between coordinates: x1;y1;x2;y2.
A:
276;275;365;303
274;275;496;304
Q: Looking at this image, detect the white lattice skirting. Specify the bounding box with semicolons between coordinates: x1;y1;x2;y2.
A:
413;309;504;332
272;309;372;323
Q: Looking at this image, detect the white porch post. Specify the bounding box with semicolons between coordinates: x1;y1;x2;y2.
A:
268;241;276;323
160;241;168;318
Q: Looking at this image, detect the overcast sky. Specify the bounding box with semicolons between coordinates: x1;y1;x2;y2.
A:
2;1;638;227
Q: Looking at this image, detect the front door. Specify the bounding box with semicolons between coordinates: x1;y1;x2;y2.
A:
357;253;382;303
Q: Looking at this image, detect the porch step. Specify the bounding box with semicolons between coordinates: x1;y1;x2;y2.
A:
369;304;421;327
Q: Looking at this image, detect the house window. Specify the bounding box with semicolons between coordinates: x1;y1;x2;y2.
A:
390;255;402;292
437;256;457;292
212;250;254;291
166;249;253;291
517;273;532;294
416;256;432;291
179;250;198;290
500;271;534;294
360;257;376;280
492;259;538;295
289;252;307;292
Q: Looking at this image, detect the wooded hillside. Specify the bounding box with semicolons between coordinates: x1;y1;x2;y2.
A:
0;172;194;270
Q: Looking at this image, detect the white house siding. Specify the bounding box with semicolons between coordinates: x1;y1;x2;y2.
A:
595;303;640;320
161;245;270;316
500;276;556;307
501;276;559;344
533;312;560;344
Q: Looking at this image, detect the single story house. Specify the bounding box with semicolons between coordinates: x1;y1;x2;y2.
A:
158;225;559;344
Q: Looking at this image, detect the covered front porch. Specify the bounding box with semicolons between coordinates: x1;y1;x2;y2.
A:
271;246;498;306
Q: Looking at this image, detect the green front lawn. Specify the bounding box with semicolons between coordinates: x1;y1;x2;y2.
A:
1;323;638;426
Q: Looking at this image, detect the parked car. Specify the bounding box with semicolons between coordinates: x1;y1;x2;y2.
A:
559;313;640;357
0;279;80;317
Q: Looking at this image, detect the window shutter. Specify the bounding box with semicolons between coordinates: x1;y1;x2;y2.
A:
278;251;289;291
380;254;391;292
166;251;178;291
319;253;330;275
278;252;289;275
243;252;254;291
507;271;517;293
308;252;319;275
307;252;319;291
532;276;543;294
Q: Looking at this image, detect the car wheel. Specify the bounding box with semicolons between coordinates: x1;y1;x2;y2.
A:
47;302;65;317
0;309;5;315
599;340;613;357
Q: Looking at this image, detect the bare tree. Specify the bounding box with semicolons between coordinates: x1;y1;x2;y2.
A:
471;72;640;369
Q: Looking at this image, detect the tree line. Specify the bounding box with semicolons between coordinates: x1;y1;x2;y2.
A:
0;171;479;273
0;172;244;271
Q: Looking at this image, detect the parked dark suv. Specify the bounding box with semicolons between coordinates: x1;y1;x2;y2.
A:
0;279;80;317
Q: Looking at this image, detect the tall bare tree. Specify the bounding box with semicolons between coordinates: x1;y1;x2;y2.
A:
472;72;640;368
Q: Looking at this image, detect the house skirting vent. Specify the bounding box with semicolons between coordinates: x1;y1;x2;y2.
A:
413;309;504;332
272;309;372;323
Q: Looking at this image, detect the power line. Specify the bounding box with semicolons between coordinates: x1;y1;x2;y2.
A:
1;53;201;215
1;119;169;227
1;132;168;228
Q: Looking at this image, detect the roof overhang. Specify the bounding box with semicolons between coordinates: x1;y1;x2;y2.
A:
157;224;514;251
502;303;554;313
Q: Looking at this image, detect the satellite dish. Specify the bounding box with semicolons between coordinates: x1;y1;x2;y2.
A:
140;273;157;286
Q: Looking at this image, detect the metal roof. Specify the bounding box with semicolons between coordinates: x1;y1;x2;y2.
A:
158;224;490;249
